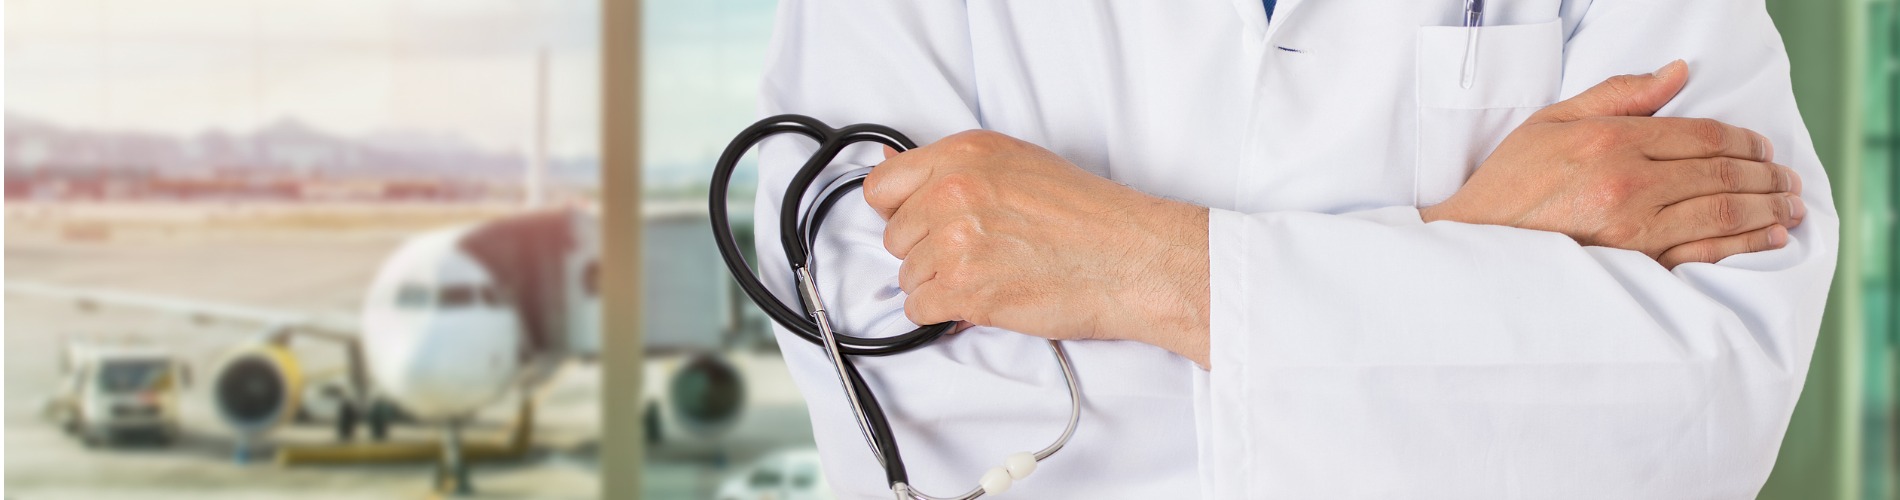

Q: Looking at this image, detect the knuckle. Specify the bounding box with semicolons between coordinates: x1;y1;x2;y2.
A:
1572;120;1627;158
941;218;981;249
947;129;996;154
902;295;932;324
963;308;992;327
1671;242;1719;266
1687;118;1727;151
1601;75;1642;99
1706;195;1744;231
862;170;890;202
931;172;983;206
896;260;919;291
1591;171;1641;205
882;225;905;255
1658;246;1691;268
1707;157;1743;191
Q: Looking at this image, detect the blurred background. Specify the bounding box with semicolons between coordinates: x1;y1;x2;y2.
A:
4;0;804;498
0;0;1893;499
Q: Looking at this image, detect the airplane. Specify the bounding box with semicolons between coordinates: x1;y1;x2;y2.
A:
6;202;775;496
6;47;806;496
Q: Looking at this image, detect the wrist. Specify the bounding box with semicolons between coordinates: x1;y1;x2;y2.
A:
1110;197;1211;367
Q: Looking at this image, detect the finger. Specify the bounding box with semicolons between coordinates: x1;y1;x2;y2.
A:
1532;60;1688;123
1651;158;1798;201
863;146;934;220
1634;117;1772;162
883;145;899;160
881;199;931;260
1653;192;1804;249
902;280;958;327
895;235;943;293
1658;224;1790;269
949;321;976;334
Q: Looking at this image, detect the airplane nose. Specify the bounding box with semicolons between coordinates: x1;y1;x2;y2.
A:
372;313;519;419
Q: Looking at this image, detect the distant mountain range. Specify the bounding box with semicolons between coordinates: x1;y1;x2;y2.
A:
2;114;765;198
3;114;598;185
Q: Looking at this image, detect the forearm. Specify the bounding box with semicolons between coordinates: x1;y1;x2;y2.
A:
1113;199;1212;368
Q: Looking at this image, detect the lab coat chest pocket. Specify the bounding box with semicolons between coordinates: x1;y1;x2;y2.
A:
1413;19;1563;207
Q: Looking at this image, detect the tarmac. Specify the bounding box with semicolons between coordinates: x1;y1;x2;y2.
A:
4;202;817;499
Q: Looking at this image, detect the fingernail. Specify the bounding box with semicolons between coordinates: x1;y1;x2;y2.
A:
1769;225;1789;247
1787;194;1806;220
1651;59;1683;79
1787;168;1802;194
1778;169;1792;193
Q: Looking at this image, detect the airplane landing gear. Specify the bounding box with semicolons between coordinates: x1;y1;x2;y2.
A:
434;418;473;496
335;402;358;441
334;400;394;442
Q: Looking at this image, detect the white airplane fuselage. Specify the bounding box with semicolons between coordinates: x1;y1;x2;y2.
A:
360;210;597;421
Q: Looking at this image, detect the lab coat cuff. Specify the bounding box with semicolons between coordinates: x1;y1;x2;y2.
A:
1202;207;1253;498
1345;205;1427;226
1199;205;1424;498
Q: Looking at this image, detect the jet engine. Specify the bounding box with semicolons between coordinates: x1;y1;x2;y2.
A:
211;344;304;437
646;353;746;445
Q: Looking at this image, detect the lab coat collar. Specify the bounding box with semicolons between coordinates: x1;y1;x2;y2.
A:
1229;0;1309;48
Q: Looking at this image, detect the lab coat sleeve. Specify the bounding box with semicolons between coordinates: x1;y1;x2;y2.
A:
1201;1;1837;498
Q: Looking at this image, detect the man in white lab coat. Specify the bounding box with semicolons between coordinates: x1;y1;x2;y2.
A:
753;0;1836;498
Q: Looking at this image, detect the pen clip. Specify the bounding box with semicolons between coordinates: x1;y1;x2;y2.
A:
1459;0;1484;89
1460;26;1480;89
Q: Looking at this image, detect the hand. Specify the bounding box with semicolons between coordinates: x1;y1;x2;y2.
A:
1420;60;1806;269
863;131;1211;366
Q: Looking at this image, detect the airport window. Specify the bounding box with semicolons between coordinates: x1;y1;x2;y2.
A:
5;0;828;497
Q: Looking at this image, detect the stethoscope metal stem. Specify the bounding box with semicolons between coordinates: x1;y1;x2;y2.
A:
797;265;889;468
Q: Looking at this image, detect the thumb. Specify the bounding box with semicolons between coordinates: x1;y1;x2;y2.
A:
1533;59;1688;123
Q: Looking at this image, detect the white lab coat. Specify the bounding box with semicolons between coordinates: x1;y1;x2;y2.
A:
752;0;1838;498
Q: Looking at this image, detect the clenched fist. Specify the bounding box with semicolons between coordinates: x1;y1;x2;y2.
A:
863;131;1211;364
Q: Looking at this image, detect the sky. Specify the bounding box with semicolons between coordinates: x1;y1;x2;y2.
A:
4;0;780;176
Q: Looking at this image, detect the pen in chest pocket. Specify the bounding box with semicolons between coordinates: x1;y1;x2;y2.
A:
1461;0;1485;89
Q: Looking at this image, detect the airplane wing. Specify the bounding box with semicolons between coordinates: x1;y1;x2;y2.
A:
5;280;358;339
7;280;371;400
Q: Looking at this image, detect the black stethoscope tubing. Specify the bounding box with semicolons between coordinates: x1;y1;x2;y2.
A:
708;114;954;486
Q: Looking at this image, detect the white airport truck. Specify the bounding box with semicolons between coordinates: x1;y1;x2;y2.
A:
44;341;190;447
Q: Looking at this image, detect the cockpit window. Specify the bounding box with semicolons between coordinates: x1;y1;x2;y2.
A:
395;284;431;309
439;285;479;308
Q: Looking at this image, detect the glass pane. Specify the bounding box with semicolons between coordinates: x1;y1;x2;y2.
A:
6;0;604;496
640;0;821;498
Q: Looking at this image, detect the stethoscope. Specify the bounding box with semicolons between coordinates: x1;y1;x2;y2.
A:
709;114;1082;499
